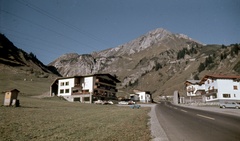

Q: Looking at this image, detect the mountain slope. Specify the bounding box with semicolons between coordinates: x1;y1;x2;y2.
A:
0;33;61;77
50;28;201;76
49;28;240;100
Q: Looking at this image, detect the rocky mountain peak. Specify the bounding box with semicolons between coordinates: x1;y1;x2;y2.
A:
95;28;200;58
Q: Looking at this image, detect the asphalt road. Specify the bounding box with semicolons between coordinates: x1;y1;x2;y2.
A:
155;102;240;141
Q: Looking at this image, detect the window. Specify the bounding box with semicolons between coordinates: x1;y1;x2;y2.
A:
223;94;231;98
234;94;236;97
60;89;64;94
233;85;238;90
65;82;69;86
60;82;64;86
84;97;90;101
65;89;70;93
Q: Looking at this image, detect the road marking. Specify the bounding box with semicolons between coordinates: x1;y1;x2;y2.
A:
174;107;178;110
181;109;188;113
197;114;215;120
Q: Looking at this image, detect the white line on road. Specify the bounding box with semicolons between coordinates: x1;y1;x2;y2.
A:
197;114;215;120
174;107;178;110
181;109;188;113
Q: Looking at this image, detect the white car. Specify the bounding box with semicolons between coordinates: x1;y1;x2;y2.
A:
220;101;240;109
118;101;129;105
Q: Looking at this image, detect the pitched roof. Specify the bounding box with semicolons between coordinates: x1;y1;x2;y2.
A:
200;75;240;83
185;80;201;84
51;73;120;84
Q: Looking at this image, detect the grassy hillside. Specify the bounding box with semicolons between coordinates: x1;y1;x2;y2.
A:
117;44;240;100
0;67;56;96
0;96;151;141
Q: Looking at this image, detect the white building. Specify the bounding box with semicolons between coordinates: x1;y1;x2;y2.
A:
50;74;120;103
133;90;152;103
200;75;240;102
185;80;205;97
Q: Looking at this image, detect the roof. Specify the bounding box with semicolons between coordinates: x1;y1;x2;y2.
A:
51;73;120;85
185;80;201;84
200;75;240;83
5;89;20;92
133;89;151;94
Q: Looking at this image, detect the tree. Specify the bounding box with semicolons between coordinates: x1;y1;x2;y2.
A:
194;74;200;80
231;44;239;55
220;54;224;60
205;55;213;67
221;44;226;49
155;63;162;71
198;63;205;72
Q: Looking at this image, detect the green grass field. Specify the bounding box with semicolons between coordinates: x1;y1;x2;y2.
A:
0;69;54;96
0;96;151;141
0;69;152;140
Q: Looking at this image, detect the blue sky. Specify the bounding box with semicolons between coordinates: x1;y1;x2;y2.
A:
0;0;239;64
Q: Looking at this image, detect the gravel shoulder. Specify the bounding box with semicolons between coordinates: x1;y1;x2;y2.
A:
139;104;169;141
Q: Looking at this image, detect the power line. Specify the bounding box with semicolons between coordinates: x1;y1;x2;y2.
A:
1;9;97;52
0;26;74;53
16;0;111;48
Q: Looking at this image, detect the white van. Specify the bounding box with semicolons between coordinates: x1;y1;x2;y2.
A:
219;101;240;109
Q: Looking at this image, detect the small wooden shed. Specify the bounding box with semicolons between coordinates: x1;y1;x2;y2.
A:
4;89;20;106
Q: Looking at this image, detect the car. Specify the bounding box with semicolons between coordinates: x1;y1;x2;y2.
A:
128;100;135;105
219;101;240;109
118;101;129;105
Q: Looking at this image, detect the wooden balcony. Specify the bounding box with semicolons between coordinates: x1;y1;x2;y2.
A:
94;85;117;92
95;79;116;87
206;89;218;94
72;87;89;95
187;88;195;92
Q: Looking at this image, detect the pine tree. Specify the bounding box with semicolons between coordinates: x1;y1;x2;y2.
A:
198;63;205;72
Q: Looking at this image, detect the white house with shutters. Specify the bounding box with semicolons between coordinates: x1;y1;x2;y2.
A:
200;75;240;102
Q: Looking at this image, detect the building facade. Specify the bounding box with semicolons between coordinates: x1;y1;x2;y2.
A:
185;80;205;97
133;90;152;103
185;80;205;103
50;74;120;103
200;75;240;102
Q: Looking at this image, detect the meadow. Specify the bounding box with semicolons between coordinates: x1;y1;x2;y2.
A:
0;95;151;141
0;69;152;140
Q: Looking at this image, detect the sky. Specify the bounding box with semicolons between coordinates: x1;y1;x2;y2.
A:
0;0;239;65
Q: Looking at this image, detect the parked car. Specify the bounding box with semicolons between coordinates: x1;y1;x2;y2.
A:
220;101;240;109
128;100;135;105
94;100;113;105
118;101;129;105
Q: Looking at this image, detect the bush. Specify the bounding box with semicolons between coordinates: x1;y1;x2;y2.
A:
233;61;240;74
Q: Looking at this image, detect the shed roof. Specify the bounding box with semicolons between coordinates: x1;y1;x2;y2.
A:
5;89;20;93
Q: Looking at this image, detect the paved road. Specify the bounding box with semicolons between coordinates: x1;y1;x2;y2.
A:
155;102;240;141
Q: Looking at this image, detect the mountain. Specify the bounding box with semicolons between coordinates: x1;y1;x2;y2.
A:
0;33;61;77
94;28;201;57
49;28;240;100
50;28;201;76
